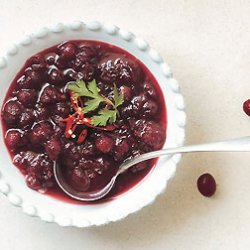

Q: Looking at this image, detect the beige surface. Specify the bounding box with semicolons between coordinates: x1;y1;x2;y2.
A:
1;0;250;249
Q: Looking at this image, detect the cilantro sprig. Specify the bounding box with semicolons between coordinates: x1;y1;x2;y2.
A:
67;79;124;126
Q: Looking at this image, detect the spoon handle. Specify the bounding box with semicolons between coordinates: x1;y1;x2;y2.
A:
118;136;250;174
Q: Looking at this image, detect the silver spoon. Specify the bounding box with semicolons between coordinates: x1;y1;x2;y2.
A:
53;136;250;201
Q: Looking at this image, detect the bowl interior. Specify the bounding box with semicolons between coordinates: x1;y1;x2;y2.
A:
0;22;185;227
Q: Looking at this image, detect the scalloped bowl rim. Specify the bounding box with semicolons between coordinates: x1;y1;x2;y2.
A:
0;21;186;227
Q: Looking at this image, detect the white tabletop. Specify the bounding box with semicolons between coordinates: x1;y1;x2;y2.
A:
1;0;250;249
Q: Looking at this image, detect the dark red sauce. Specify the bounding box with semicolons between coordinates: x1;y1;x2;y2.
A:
1;40;167;203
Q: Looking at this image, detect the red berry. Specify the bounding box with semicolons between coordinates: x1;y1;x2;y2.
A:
45;138;62;161
2;101;23;125
243;99;250;116
197;173;216;197
17;89;37;108
5;130;24;149
95;134;114;153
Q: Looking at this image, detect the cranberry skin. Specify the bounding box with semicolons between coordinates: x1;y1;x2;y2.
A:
95;134;114;153
40;86;65;104
142;100;158;116
27;55;46;72
30;121;53;145
34;104;50;120
70;167;90;191
119;86;132;102
19;110;34;126
26;173;42;190
17;89;37;108
45;138;62;161
197;173;216;197
143;82;157;99
58;42;76;60
46;66;63;85
5;130;23;149
2;101;23;125
243;99;250;116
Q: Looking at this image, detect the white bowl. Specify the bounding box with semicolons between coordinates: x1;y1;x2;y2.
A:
0;21;186;227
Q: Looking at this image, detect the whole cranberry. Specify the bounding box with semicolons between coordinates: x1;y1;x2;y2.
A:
243;99;250;116
17;89;37;107
40;86;65;104
63;68;77;80
27;55;46;72
5;129;24;149
131;94;147;114
119;86;132;102
34;104;50;120
143;82;157;99
25;173;42;190
95;134;114;153
19;110;34;126
70;167;90;191
52;102;70;118
114;138;130;161
142;100;158;116
25;67;41;86
197;173;216;197
58;42;76;60
30;121;53;145
2;100;23;125
46;66;63;85
45;138;62;161
44;52;58;65
77;62;95;82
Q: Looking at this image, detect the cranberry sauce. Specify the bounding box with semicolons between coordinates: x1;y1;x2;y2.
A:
1;40;167;203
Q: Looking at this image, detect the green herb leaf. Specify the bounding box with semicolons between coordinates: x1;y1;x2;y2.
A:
113;83;124;108
91;108;117;126
84;98;103;114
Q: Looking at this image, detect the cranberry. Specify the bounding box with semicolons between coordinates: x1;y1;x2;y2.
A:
2;101;23;125
45;138;62;161
19;110;34;126
95;134;114;153
70;167;90;191
77;62;95;82
30;121;53;145
143;82;157;99
46;66;63;85
119;86;132;102
63;68;77;80
34;104;50;120
52;102;70;118
131;94;147;114
40;86;65;104
26;173;42;190
197;173;216;197
44;52;58;65
58;42;76;60
25;67;41;86
143;100;158;116
114;138;130;161
133;120;165;150
27;55;46;72
17;89;37;107
5;130;23;149
243;99;250;116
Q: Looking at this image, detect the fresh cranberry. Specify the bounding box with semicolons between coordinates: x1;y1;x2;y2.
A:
46;66;63;85
2;101;23;125
243;99;250;116
95;134;114;153
40;86;65;104
17;89;37;108
58;42;76;60
70;167;90;191
5;130;24;149
27;55;46;72
19;110;34;126
197;173;216;197
29;121;53;145
45;138;62;161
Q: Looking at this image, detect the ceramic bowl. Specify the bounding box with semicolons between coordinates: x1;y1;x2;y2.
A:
0;21;186;227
